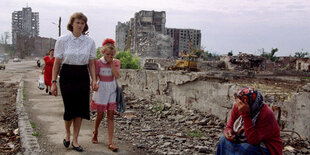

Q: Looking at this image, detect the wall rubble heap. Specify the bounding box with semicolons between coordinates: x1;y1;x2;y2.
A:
119;69;310;140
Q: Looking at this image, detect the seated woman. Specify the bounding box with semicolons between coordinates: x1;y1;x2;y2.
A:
216;87;282;155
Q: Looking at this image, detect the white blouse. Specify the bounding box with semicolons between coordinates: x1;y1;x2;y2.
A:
54;33;96;65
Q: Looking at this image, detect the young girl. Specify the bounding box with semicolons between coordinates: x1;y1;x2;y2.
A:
91;38;120;151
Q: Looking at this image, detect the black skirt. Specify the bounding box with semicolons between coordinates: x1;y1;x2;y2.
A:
59;64;90;121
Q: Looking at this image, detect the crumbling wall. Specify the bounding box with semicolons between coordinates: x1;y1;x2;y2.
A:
282;84;310;139
119;69;310;139
120;70;240;120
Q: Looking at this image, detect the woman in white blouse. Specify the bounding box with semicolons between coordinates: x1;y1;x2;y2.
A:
51;12;98;152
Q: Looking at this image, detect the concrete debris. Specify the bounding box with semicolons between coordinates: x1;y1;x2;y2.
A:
91;95;310;154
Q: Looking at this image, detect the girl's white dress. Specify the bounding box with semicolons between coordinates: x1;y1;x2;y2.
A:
91;58;120;112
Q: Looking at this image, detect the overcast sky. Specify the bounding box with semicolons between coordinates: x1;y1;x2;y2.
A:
1;0;309;56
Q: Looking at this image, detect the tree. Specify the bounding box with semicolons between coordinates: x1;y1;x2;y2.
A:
261;48;278;62
194;49;203;57
228;50;233;56
294;51;309;58
204;50;220;60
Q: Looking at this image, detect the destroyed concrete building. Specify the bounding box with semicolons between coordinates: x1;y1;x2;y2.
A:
12;6;39;46
221;53;265;71
115;21;130;52
15;35;56;58
115;10;201;58
296;58;310;71
165;28;201;57
116;10;172;58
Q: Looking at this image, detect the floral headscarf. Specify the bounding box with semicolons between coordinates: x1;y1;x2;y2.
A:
233;87;265;143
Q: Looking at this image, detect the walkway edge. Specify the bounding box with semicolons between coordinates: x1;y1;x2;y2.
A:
16;79;41;154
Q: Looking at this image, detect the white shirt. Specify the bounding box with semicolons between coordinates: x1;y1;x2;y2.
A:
54;33;96;65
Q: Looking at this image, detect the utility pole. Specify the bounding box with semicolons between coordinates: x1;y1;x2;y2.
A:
58;17;61;37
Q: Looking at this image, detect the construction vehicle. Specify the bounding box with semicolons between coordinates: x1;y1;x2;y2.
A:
166;31;199;71
144;58;160;70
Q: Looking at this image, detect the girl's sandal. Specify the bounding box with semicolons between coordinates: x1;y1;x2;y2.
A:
92;131;98;144
108;144;118;152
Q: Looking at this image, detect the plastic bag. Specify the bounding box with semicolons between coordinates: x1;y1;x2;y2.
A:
38;75;45;90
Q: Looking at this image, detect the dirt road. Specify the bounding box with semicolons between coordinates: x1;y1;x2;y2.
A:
1;59;144;154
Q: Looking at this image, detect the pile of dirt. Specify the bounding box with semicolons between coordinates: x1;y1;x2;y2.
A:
0;82;21;154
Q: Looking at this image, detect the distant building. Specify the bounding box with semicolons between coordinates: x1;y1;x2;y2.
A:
165;28;201;57
115;10;201;58
12;7;39;46
15;35;56;58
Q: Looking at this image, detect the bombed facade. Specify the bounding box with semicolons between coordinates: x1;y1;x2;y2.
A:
115;10;201;58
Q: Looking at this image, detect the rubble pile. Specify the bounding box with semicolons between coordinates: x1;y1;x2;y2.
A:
92;95;310;154
0;82;21;154
229;54;265;71
282;133;310;154
92;96;225;154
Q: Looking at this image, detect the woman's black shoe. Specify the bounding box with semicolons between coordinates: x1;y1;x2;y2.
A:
45;88;48;93
63;139;70;148
72;144;83;152
49;92;52;95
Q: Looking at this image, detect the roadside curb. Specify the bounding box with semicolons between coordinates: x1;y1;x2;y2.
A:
16;79;41;154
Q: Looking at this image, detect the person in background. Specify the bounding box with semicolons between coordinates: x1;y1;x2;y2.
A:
216;87;282;155
37;59;41;68
51;12;98;152
42;49;55;95
91;38;120;152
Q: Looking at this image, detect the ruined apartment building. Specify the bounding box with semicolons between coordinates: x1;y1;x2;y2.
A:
116;10;200;58
12;6;39;46
116;10;172;58
165;28;201;57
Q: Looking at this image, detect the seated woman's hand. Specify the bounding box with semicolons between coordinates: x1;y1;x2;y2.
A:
236;98;250;114
224;129;236;141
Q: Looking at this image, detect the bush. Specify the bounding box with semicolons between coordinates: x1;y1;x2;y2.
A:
96;48;140;69
96;47;103;60
294;51;309;58
115;51;140;69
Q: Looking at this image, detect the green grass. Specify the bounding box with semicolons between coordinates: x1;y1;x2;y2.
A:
153;102;164;113
30;122;36;129
32;132;40;137
186;129;202;138
22;86;27;100
302;77;310;80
